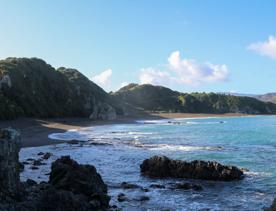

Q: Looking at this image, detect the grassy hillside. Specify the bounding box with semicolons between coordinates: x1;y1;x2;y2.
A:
0;58;115;120
112;84;276;114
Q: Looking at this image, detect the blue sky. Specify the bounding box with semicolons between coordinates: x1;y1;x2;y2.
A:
0;0;276;94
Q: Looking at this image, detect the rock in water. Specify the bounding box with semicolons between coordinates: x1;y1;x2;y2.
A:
140;156;244;181
49;156;110;209
0;128;21;199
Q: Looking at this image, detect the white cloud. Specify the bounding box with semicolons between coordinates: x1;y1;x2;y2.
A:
92;69;112;87
120;82;129;88
248;36;276;59
139;68;176;86
139;51;229;86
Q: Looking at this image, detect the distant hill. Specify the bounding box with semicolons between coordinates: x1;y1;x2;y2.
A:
221;92;276;104
0;58;117;120
255;93;276;104
1;58;276;120
112;84;276;114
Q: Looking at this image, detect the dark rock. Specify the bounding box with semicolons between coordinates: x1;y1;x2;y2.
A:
67;139;80;145
149;184;166;189
0;128;21;197
140;156;244;181
37;152;44;156
265;198;276;211
21;183;93;211
109;204;120;211
19;162;25;172
137;196;150;201
42;152;53;160
117;193;127;202
173;183;203;191
22;161;29;165
120;182;141;189
27;158;35;162
49;156;109;210
30;166;39;170
25;179;37;187
33;159;46;166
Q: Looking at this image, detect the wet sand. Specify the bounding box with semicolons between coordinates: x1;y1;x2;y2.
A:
0;113;249;148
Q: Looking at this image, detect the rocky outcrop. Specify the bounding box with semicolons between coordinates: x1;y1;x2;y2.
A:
89;102;117;120
0;128;110;211
0;128;21;201
140;156;244;181
49;156;110;209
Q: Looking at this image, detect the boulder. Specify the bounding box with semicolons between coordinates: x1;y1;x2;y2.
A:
49;156;110;209
140;156;244;181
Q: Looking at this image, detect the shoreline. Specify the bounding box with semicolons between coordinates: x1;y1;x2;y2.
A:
0;113;259;148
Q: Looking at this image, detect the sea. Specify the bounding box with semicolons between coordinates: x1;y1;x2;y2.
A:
20;116;276;210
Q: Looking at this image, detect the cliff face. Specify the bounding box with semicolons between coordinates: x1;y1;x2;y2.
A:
0;128;21;201
113;84;276;114
0;58;116;120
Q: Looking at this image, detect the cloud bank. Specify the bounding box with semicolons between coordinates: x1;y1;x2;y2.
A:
139;51;229;86
92;68;112;88
248;36;276;59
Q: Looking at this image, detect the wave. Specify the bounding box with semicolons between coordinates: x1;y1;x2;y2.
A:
135;119;169;124
186;121;226;125
133;143;223;152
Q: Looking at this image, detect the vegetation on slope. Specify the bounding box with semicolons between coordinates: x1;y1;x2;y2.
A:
113;84;276;114
0;58;114;120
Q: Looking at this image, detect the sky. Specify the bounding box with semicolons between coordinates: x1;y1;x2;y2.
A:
0;0;276;94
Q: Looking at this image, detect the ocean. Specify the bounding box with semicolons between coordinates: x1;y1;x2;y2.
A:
20;116;276;210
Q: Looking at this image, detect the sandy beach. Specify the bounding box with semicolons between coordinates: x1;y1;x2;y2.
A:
0;113;249;148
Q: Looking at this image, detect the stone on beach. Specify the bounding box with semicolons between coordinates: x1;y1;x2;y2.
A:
140;156;244;181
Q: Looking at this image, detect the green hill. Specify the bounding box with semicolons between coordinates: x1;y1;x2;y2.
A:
0;58;116;120
112;84;276;114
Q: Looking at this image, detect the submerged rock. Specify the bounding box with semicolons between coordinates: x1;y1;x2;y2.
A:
67;139;81;145
149;184;166;189
117;193;127;202
42;152;52;160
120;182;142;189
173;182;203;191
140;156;244;181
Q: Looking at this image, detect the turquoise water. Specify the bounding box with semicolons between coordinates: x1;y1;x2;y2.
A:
20;116;276;210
